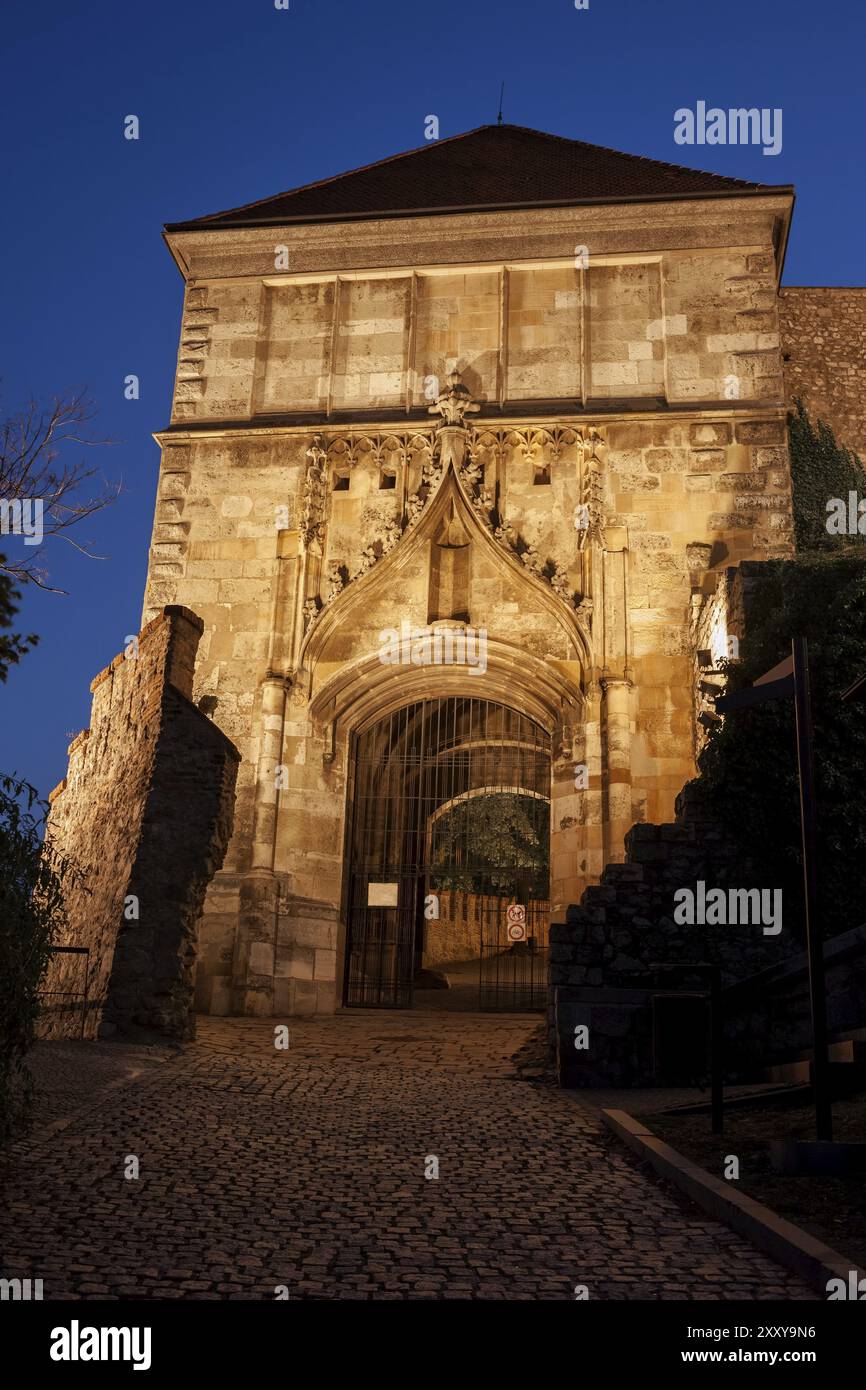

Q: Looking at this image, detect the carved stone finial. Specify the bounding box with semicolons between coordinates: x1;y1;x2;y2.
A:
428;370;481;428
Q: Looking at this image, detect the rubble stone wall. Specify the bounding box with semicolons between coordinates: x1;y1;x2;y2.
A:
779;287;866;461
43;607;239;1040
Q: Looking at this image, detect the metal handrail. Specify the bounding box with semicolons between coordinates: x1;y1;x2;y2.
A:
38;945;90;1040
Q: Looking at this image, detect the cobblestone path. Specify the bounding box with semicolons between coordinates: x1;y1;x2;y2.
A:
0;1013;814;1300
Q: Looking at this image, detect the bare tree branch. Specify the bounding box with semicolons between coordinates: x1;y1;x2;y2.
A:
0;390;118;586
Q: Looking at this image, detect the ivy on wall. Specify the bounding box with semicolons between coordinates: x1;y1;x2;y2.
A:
698;554;866;944
788;399;866;551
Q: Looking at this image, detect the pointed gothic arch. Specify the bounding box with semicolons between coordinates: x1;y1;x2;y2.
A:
297;459;593;700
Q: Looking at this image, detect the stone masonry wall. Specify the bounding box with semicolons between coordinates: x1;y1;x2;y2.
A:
44;607;240;1040
779;287;866;461
149;194;797;1018
168;245;787;427
548;781;797;1070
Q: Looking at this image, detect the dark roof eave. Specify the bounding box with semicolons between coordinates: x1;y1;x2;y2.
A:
163;183;795;234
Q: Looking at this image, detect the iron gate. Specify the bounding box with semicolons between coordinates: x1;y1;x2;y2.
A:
344;697;551;1010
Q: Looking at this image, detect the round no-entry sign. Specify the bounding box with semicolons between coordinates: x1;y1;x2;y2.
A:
506;904;526;941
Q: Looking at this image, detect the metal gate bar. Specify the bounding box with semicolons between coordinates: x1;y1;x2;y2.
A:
344;697;551;1011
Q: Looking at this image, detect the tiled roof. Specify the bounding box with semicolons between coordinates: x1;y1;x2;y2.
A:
166;123;787;230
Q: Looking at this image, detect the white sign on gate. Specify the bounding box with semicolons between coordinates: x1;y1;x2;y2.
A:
367;882;399;907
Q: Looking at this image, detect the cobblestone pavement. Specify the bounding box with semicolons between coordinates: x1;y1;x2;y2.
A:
1;1012;815;1300
23;1037;174;1131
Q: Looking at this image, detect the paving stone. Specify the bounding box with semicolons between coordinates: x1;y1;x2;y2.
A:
0;1012;815;1300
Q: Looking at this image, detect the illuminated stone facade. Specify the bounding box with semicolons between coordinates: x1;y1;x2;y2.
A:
142;126;796;1017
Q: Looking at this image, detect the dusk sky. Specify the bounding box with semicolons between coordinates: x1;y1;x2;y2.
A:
2;0;864;799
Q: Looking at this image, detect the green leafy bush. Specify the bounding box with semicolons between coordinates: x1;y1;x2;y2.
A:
0;776;73;1144
0;558;38;684
430;793;550;898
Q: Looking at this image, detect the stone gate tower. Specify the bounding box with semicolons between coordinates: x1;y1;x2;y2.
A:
146;124;795;1018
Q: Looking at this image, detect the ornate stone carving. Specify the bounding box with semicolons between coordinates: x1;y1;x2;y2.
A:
326;433;409;478
457;446;495;529
520;541;544;577
298;420;606;615
380;515;402;555
428;369;481;428
555;714;575;763
576;596;594;629
506;425;580;471
405;448;443;529
300;435;328;551
325;561;346;603
550;564;572;602
427;371;481;471
289;678;308;707
579;427;607;550
302;597;321;632
352;506;403;582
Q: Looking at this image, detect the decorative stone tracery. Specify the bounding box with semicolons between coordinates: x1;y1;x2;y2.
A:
297;372;608;620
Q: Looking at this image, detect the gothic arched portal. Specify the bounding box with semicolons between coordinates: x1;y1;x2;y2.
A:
343;696;551;1010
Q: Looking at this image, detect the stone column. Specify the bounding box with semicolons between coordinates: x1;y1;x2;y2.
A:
581;680;605;886
250;674;289;873
601;676;633;863
599;527;634;865
231;673;289;1016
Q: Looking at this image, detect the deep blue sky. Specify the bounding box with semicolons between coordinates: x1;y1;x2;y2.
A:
1;0;864;800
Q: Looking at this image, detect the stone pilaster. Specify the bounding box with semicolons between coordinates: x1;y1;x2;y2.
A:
601;676;633;864
250;675;290;873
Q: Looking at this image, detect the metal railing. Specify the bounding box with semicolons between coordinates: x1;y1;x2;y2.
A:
37;945;90;1040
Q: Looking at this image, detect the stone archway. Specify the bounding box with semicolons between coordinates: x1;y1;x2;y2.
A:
342;695;552;1011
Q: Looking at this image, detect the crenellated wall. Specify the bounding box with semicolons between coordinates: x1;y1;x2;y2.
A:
43;608;240;1040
